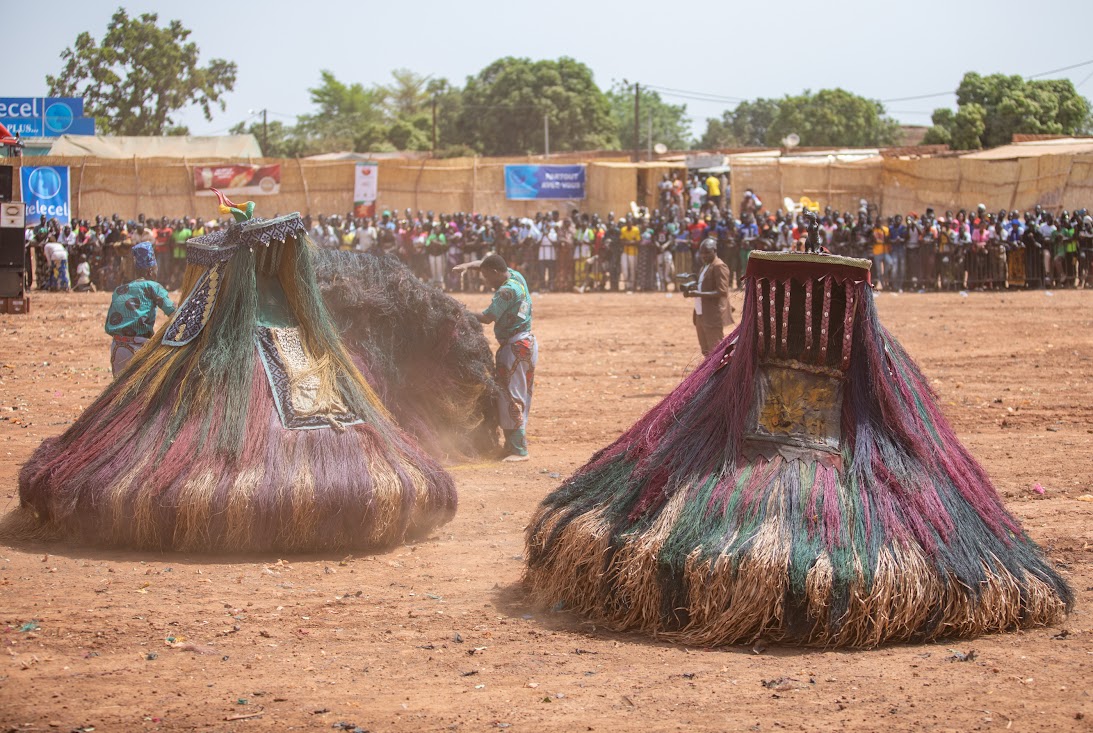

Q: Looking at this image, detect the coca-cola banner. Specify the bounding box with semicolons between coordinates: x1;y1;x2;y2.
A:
193;164;281;197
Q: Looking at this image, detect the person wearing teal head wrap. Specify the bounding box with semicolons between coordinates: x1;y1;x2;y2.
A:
104;240;176;376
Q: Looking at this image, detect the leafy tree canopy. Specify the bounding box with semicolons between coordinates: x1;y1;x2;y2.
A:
699;90;899;148
228;118;305;158
699;98;780;148
924;72;1092;149
606;83;691;151
769;89;901;147
47;7;236;135
380;68;433;119
459;57;617;155
295;70;391;153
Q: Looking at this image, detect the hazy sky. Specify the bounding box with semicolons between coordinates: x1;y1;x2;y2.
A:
11;0;1093;140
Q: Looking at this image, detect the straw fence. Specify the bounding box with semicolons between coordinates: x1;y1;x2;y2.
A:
731;152;1093;216
8;150;1093;220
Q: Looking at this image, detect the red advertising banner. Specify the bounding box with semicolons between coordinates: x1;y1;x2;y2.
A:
193;164;281;197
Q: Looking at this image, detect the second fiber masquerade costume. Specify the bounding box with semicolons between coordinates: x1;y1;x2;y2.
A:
313;250;500;460
525;250;1071;647
15;196;456;551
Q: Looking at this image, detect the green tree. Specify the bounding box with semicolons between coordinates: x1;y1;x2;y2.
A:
385;116;432;151
374;76;461;153
46;7;236;135
605;83;691;151
924;72;1092;149
426;78;469;154
699;91;897;148
699;98;780;148
459;57;616;155
380;68;433;119
766;89;900;147
295;70;391;153
228;118;305;158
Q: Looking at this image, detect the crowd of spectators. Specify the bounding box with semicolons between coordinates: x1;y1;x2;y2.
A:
22;178;1093;296
22;215;219;294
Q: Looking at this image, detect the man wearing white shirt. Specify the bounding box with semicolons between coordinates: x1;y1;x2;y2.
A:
74;255;93;292
356;218;377;253
689;181;706;212
537;223;558;291
43;239;70;291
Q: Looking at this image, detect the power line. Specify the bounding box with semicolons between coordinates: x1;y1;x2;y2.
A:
652;92;738;106
880;57;1093;104
1026;58;1093;79
641;83;745;104
459;104;539;110
881;91;954;103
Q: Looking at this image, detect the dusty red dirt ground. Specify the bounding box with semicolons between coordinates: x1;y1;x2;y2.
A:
0;288;1091;732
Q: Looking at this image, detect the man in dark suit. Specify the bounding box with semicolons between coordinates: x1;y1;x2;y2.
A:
684;238;733;356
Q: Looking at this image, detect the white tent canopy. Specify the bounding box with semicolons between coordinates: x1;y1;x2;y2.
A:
47;134;263;159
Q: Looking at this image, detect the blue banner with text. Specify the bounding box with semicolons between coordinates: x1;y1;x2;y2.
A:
504;164;586;200
21;166;71;225
0;97;94;137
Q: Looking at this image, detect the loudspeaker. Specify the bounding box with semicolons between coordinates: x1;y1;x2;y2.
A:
0;166;12;203
0;227;22;268
0;268;22;298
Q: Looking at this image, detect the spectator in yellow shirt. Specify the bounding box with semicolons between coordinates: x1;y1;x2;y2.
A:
619;217;641;291
705;174;721;206
872;220;890;287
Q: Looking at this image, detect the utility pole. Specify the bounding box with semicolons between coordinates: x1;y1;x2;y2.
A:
648;109;653;159
633;83;640;162
544;113;550;157
431;95;438;154
261;109;268;156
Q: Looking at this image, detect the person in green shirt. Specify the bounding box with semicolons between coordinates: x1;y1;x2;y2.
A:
458;254;537;461
169;219;193;289
425;224;448;289
105;242;176;376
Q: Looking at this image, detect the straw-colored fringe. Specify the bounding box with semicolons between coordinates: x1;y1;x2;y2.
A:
224;467;262;550
110;451;157;547
526;502;1068;648
675;515;790;644
524;505;612;613
172;468;218;551
283;451;318;552
366;450;406;547
600;490;688;631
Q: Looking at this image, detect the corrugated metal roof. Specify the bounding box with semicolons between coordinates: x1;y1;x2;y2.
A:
960;137;1093;160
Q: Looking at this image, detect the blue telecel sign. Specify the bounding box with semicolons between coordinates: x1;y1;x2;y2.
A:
20;166;71;225
0;97;95;137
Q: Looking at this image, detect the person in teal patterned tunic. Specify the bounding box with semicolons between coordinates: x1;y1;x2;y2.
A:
461;253;538;461
104;241;176;376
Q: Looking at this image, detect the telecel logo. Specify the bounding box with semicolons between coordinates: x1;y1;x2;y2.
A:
27;168;62;199
45;102;74;134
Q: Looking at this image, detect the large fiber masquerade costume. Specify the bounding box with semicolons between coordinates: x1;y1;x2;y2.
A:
313;250;499;460
13;196;456;552
525;250;1071;647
